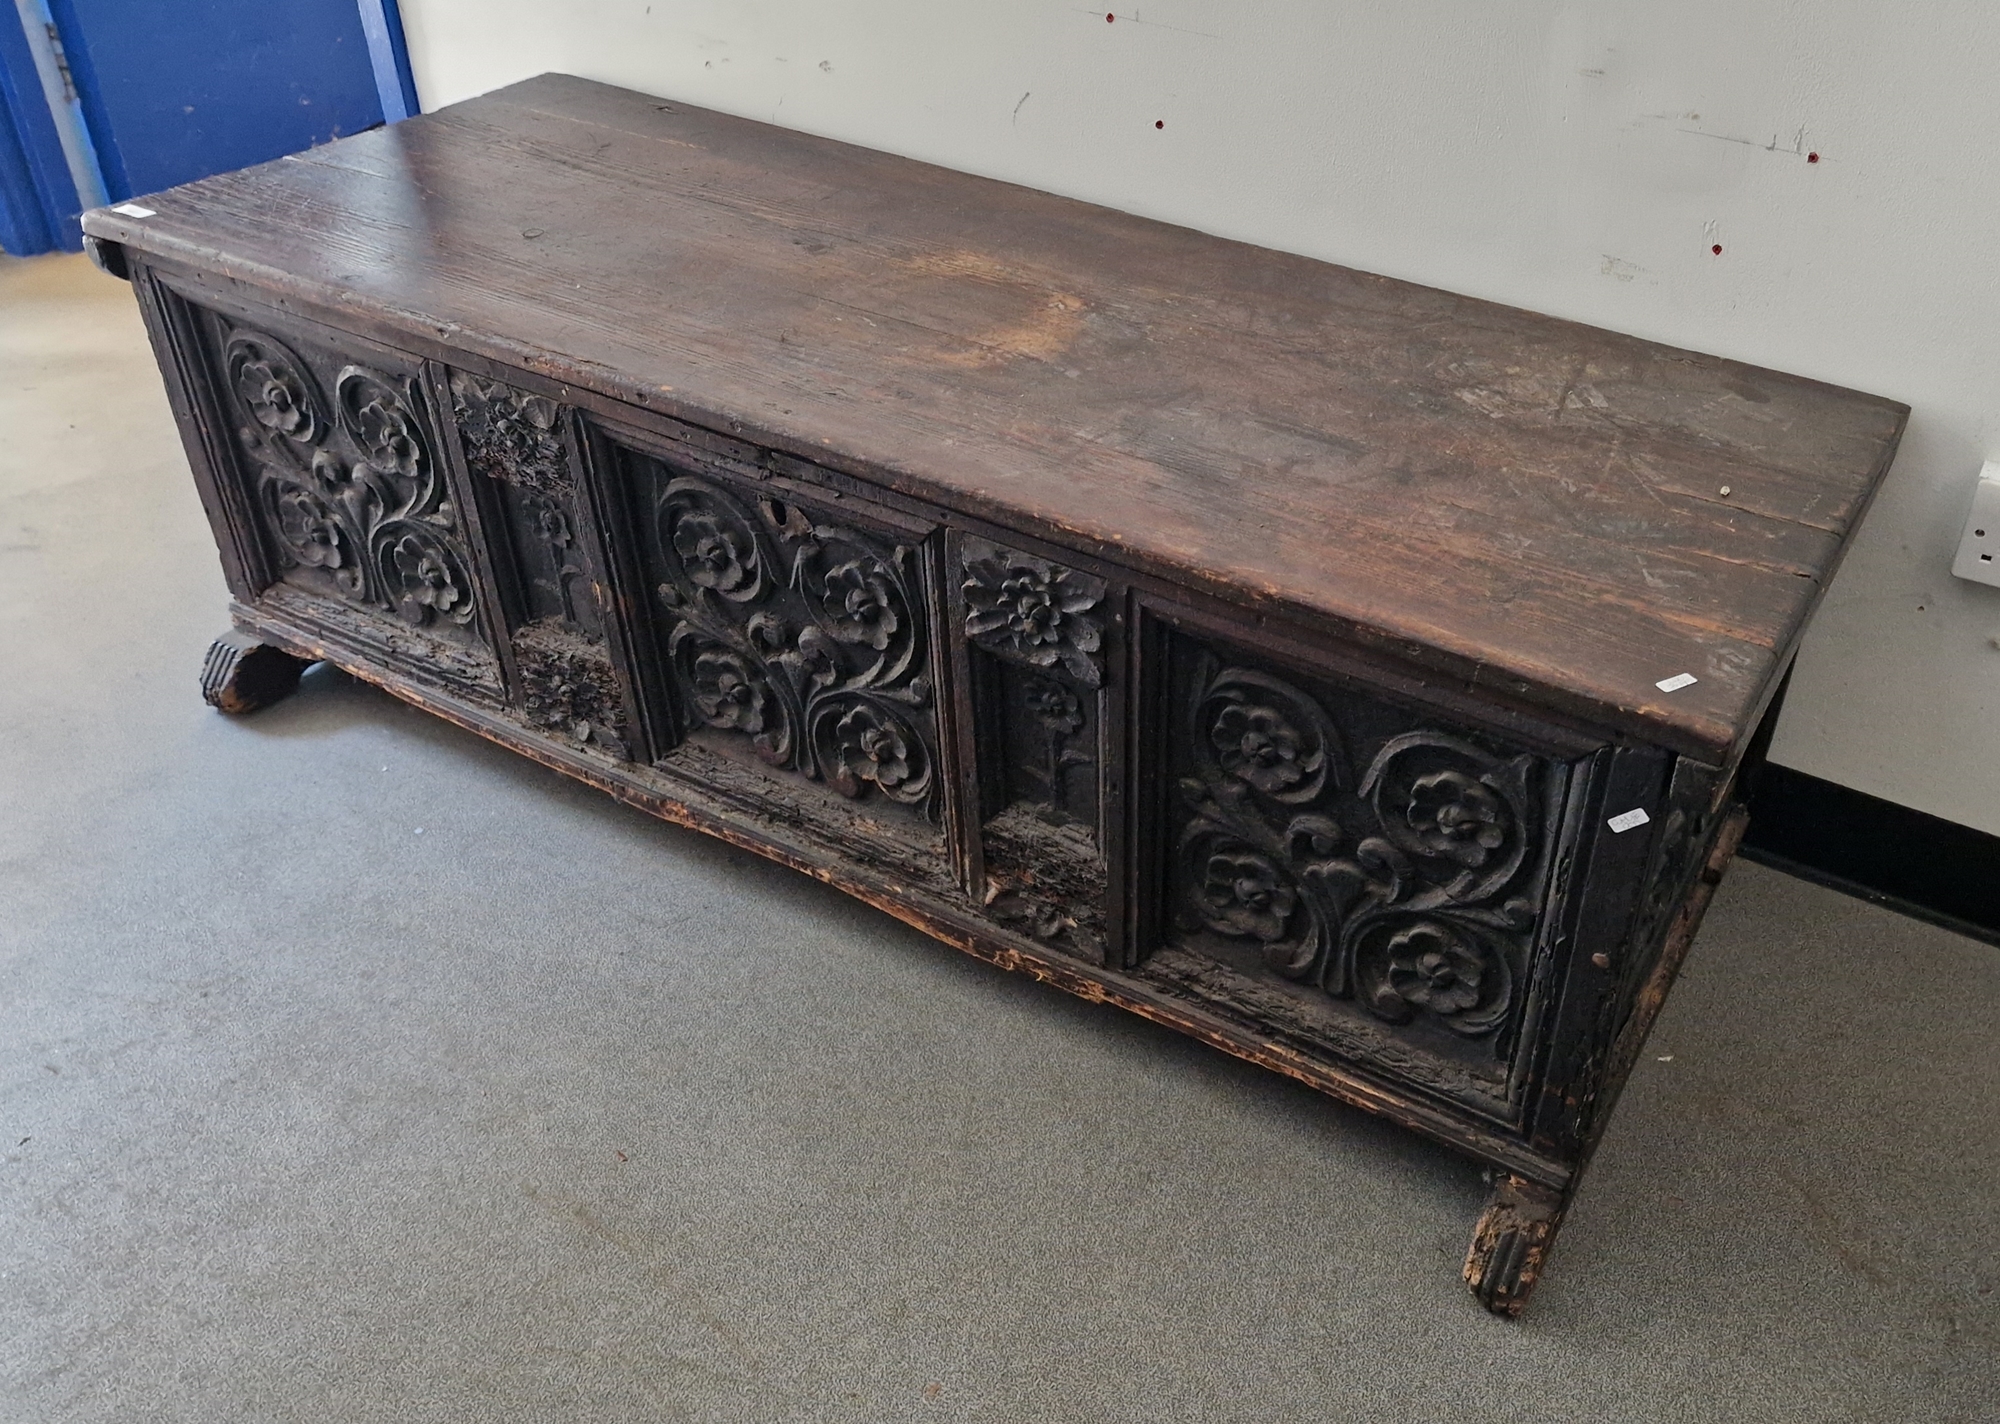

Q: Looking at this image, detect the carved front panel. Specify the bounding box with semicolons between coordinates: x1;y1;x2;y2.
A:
611;439;948;877
448;371;633;759
191;303;499;694
1142;626;1581;1109
959;536;1112;962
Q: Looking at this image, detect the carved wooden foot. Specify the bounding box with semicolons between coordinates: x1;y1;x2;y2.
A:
1463;1174;1567;1317
199;630;310;714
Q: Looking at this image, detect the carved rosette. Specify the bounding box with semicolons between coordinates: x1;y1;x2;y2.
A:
654;475;939;819
961;537;1106;687
449;371;570;493
226;327;481;639
1173;656;1542;1046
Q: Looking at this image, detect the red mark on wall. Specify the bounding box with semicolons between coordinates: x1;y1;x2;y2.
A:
1155;119;1164;129
1106;11;1115;20
1711;243;1723;255
1807;151;1820;163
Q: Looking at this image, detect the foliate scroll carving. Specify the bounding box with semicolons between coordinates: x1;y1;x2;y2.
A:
1170;653;1544;1047
449;371;570;494
650;472;940;821
223;326;482;641
961;537;1107;687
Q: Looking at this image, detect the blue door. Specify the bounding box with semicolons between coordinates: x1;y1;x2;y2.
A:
0;0;416;253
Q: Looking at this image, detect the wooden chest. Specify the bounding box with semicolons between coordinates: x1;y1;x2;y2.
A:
83;74;1907;1315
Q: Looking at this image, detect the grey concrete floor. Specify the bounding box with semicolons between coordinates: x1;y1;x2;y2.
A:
1;249;1995;1423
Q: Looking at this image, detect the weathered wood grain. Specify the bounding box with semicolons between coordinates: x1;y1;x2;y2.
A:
83;73;1906;762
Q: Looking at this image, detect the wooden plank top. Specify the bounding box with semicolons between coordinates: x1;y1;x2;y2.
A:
85;73;1907;760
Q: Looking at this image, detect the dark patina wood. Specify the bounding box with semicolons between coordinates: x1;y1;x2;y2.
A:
85;73;1907;1316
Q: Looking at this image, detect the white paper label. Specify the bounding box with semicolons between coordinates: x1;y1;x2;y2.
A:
111;203;156;219
1654;672;1698;693
1606;807;1652;834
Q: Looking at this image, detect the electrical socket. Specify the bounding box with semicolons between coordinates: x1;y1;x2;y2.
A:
1952;462;2000;590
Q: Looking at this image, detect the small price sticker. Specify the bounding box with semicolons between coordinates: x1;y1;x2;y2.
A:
1606;807;1652;834
110;203;156;219
1655;673;1698;693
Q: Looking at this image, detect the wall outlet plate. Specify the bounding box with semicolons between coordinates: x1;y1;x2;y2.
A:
1952;462;2000;589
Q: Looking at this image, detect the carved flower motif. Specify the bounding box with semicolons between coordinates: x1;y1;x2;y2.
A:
275;488;344;568
1406;770;1508;867
1383;922;1484;1015
829;703;916;792
353;396;423;478
690;649;770;734
487;392;559;455
238;359;314;439
968;563;1096;649
963;550;1103;682
1211;702;1309;794
674;512;758;597
391;534;464;623
1197;849;1296;943
1024;678;1082;734
528;494;573;549
822;557;901;649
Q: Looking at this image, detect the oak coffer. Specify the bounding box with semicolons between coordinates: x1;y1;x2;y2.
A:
81;74;1907;1316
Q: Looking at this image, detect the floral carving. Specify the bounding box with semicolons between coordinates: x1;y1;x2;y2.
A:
648;471;939;820
529;495;572;551
240;362;315;439
387;530;469;625
1349;913;1516;1037
226;333;323;445
820;557;902;650
986;886;1105;960
1170;651;1545;1048
1385;923;1482;1013
1213;701;1312;796
1194;669;1337;805
449;371;569;493
348;388;422;478
1405;771;1509;867
1196;846;1299;943
223;321;485;648
815;699;932;804
663;483;767;605
961;537;1106;687
272;486;346;569
690;648;773;736
1364;732;1531;902
1025;678;1083;734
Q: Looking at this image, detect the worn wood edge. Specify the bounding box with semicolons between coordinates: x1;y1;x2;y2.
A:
200;627;309;714
228;597;1574;1191
96;233;1799;765
1595;803;1750;1116
1459;802;1748;1319
1462;1172;1565;1318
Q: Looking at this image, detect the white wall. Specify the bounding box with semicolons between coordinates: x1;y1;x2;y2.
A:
400;0;2000;834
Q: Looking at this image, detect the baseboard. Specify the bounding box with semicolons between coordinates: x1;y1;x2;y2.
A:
1740;764;2000;948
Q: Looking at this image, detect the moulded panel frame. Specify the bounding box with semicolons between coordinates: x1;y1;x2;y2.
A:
138;258;511;701
1126;589;1650;1133
582;403;969;882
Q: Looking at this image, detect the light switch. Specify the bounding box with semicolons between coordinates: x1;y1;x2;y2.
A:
1952;462;2000;590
